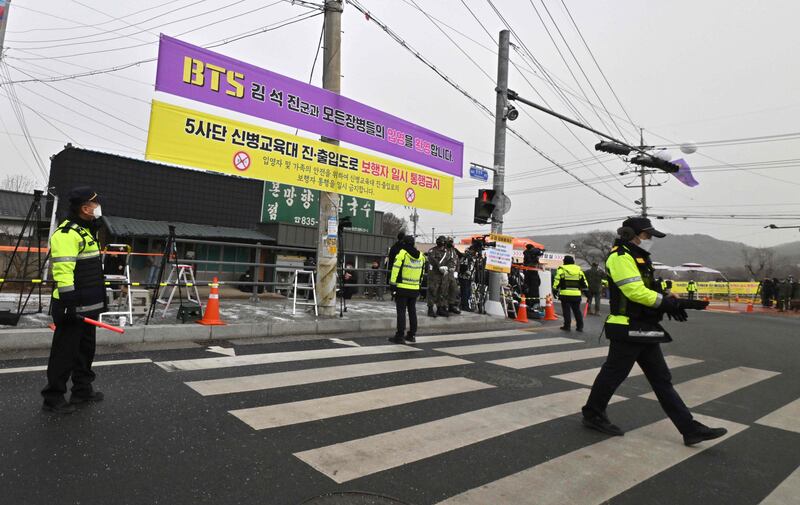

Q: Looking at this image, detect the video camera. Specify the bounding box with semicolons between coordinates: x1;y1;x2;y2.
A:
471;235;497;250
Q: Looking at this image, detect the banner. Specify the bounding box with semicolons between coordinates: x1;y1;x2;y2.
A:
670;281;758;296
261;182;374;233
485;233;514;273
155;35;464;177
145;101;454;213
671;158;699;187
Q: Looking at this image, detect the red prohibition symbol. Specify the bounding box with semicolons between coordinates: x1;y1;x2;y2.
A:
405;187;416;203
233;151;251;171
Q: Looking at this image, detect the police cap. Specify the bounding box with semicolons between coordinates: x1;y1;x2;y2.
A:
621;216;666;238
67;186;100;207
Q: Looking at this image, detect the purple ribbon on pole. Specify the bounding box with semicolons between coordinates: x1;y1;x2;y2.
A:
670;158;699;187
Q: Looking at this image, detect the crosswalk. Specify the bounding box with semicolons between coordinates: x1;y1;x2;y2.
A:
154;328;798;503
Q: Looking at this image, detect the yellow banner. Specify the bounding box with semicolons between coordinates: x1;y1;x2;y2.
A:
671;281;759;295
145;100;454;213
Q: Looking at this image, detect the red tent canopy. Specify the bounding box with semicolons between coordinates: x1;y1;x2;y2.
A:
459;235;545;250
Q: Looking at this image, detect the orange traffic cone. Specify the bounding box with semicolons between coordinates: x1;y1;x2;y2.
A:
746;302;754;313
544;294;559;321
515;295;529;323
197;277;226;326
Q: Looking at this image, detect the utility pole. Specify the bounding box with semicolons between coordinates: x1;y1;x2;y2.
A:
315;0;342;317
486;29;510;316
410;207;418;237
639;128;647;217
0;1;12;60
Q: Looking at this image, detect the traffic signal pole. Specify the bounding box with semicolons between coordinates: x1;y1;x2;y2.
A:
486;29;510;316
315;0;343;317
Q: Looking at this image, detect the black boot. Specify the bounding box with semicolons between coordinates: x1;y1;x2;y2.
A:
404;333;416;343
683;421;728;446
437;307;450;317
70;391;105;404
42;397;77;415
582;412;624;436
449;305;461;315
427;306;437;317
388;335;405;344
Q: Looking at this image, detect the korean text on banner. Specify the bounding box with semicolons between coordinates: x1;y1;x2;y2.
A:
485;233;514;274
145;101;454;214
155;35;464;177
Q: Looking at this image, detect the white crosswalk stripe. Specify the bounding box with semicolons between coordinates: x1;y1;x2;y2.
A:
552;355;703;386
230;377;494;430
413;329;536;344
155;344;419;372
435;336;580;356
437;414;746;505
489;346;609;369
185;356;471;396
759;465;800;505
756;398;800;434
641;366;780;407
293;388;626;484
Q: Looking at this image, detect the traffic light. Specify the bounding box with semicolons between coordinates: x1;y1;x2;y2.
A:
629;154;680;173
595;141;632;156
474;189;496;224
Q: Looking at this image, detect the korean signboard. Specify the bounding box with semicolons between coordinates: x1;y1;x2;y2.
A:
485;233;514;273
145;100;453;213
261;182;374;233
0;1;10;49
155;35;464;177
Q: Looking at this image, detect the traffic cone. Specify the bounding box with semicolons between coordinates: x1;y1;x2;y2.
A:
746;302;754;313
544;294;559;321
515;295;529;323
197;277;226;326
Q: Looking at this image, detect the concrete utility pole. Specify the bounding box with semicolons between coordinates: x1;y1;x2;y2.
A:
315;0;343;317
639;128;647;217
486;29;510;315
0;0;12;60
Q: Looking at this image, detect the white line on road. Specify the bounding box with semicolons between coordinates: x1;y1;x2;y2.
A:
641;366;780;407
756;398;800;434
156;344;419;372
438;414;746;505
293;388;625;484
185;356;472;396
553;355;703;386
488;347;609;370
435;337;580;356
0;358;152;374
413;329;535;344
758;465;800;505
230;377;494;430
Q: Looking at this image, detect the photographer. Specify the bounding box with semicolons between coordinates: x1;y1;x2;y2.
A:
581;217;727;446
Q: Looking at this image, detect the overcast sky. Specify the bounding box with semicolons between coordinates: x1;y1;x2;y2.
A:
2;0;799;249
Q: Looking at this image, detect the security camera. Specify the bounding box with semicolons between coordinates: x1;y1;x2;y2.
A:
504;104;519;121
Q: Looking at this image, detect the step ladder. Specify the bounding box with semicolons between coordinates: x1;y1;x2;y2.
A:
156;264;201;317
99;244;134;325
292;269;317;316
501;285;518;319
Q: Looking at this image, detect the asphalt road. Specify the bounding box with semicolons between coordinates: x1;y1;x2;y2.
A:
0;310;797;505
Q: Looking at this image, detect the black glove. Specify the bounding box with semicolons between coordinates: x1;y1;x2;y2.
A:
661;296;688;322
58;290;82;324
678;299;710;311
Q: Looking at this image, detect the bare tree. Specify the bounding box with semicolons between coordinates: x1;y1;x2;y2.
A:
0;174;36;193
742;247;774;280
381;212;407;237
565;231;615;265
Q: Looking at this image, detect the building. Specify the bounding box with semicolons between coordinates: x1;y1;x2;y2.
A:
47;146;395;290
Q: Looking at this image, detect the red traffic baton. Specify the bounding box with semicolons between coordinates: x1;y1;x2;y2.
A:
48;316;125;334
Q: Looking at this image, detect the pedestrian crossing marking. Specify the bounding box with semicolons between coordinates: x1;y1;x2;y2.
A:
756;398;800;434
437;414;746;505
641;366;780;407
155;344;419;372
413;329;536;344
230;377;495;430
552;355;703;386
488;347;609;370
0;358;152;374
758;465;800;505
293;388;625;484
435;337;581;356
185;356;472;396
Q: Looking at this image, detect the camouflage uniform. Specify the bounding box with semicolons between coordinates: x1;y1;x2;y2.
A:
426;238;450;315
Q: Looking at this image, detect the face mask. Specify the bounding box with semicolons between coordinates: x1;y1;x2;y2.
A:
92;205;103;219
638;238;653;252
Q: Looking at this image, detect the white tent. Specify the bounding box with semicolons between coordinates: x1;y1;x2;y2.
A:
671;263;723;275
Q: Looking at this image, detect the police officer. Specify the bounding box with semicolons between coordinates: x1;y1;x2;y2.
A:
581;217;727;446
389;235;425;343
444;237;461;314
42;187;107;414
553;255;588;332
426;236;450;317
686;279;698;300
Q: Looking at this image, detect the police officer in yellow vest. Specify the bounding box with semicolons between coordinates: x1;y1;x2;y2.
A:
686;279;698;300
553;255;588;332
389;235;426;344
581;217;727;446
41;187;107;414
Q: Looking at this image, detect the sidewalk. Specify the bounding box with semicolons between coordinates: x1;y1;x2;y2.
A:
0;295;533;351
